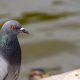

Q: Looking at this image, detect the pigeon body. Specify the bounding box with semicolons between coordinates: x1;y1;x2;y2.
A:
0;20;29;80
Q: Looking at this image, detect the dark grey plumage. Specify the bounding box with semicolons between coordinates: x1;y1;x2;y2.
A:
0;20;29;80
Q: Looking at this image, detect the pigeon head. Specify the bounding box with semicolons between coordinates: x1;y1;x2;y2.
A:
1;20;29;35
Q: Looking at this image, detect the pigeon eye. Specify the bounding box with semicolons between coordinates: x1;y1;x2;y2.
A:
11;25;16;30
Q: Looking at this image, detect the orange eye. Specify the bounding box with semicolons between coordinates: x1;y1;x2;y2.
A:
11;25;16;30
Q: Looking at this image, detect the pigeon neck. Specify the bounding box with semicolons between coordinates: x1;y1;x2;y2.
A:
1;33;17;47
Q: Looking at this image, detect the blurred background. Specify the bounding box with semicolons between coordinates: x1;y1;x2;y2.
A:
0;0;80;80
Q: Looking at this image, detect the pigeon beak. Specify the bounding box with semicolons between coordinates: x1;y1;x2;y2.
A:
20;27;29;34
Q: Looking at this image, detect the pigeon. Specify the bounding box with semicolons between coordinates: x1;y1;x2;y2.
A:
28;68;49;80
0;20;29;80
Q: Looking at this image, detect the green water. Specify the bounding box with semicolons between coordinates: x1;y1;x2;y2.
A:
0;0;80;80
0;11;80;80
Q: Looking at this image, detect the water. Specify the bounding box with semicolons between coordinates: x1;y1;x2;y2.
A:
0;0;80;80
